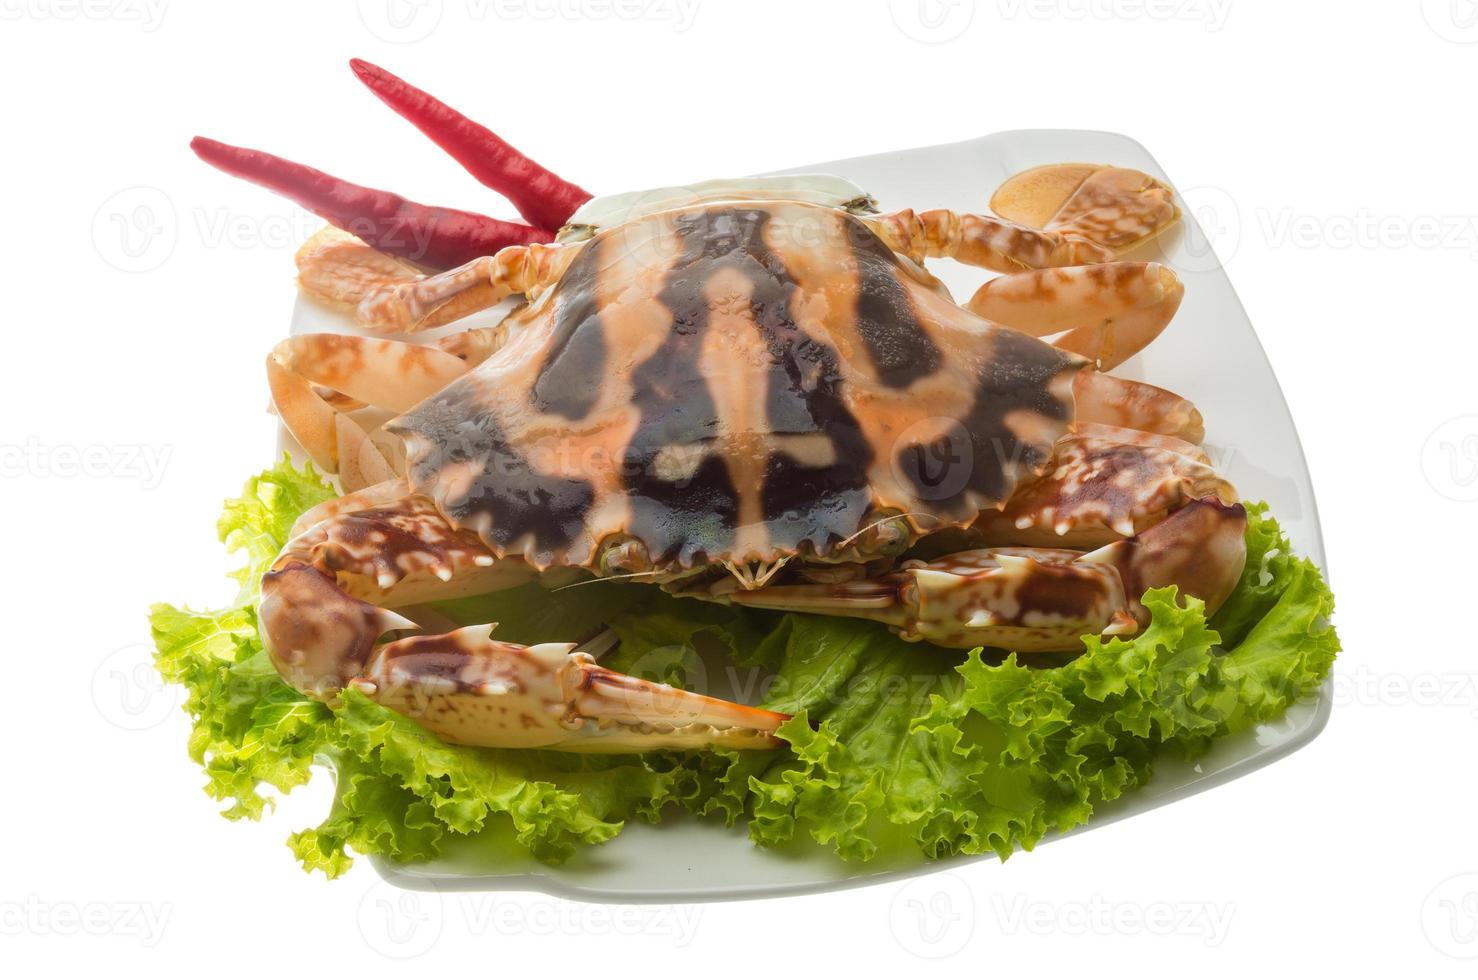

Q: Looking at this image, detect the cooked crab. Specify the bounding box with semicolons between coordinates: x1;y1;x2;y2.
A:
201;67;1248;753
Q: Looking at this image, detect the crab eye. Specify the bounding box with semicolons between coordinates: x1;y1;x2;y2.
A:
598;537;652;576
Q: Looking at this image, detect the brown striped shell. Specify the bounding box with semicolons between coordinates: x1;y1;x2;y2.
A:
387;201;1086;571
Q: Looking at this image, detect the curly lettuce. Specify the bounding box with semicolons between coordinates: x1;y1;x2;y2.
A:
151;459;1338;875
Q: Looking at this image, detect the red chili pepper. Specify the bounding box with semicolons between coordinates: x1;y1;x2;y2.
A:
191;137;553;270
350;59;592;231
190;135;549;270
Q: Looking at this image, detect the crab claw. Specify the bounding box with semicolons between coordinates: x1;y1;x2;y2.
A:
727;497;1247;653
260;496;788;753
358;626;788;753
728;546;1137;653
1081;496;1247;626
989;164;1180;255
971;433;1237;549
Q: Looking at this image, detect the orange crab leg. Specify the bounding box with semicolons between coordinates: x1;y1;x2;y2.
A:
868;207;1116;273
867;166;1178;275
1073;371;1205;444
967;262;1184;371
267;332;474;490
866;166;1184;370
294;226;579;333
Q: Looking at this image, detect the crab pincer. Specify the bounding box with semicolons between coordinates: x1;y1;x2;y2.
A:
729;499;1248;652
360;627;787;752
259;496;789;753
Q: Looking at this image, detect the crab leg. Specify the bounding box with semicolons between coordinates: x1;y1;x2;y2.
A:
268;332;471;489
728;498;1247;653
1068;422;1209;462
966;262;1184;371
290;478;410;539
867;165;1178;275
295;226;578;332
867;208;1115;273
260;495;789;752
1073;371;1205;444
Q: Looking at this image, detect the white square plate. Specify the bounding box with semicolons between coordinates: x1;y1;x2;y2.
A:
288;130;1331;902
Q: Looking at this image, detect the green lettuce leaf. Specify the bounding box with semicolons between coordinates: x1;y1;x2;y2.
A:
746;507;1339;863
152;459;1338;875
217;455;338;594
151;458;337;822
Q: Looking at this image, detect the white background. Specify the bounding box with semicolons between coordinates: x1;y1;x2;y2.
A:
3;0;1476;973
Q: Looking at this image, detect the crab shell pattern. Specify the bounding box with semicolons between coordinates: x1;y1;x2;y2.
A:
392;200;1082;575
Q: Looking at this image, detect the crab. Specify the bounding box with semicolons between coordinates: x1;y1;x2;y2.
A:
203;67;1248;754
